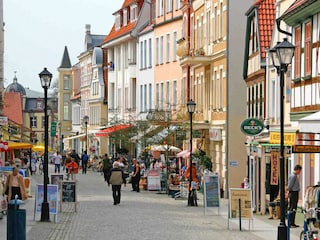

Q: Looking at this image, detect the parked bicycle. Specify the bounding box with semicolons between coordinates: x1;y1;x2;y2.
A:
300;208;320;240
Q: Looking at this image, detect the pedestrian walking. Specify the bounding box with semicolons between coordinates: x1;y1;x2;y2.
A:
131;158;141;192
108;162;126;205
81;151;89;174
287;164;302;228
3;167;28;209
102;154;112;182
53;151;62;173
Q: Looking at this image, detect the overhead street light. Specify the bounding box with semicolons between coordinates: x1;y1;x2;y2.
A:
83;115;89;153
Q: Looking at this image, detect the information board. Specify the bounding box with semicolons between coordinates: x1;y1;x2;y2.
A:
147;170;161;191
35;184;59;214
229;188;252;219
203;174;220;207
61;181;76;202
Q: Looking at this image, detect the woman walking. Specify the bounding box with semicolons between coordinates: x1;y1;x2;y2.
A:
108;162;126;205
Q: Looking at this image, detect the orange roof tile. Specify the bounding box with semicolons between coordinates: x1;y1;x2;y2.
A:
3;92;23;125
255;0;276;59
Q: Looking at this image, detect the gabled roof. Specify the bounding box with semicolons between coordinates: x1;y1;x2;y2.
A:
255;0;276;59
59;46;72;69
102;0;144;45
282;0;316;16
3;92;23;125
102;22;136;44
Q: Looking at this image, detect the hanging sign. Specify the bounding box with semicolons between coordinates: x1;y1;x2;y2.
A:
240;118;264;136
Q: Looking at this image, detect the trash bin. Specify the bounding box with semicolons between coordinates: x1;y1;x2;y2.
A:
7;196;26;240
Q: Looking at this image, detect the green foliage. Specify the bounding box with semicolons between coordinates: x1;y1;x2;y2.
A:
193;149;212;171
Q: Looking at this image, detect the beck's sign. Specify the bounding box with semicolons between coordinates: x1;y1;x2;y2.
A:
240;118;264;136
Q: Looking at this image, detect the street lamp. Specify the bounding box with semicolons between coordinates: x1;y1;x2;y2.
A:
83;115;89;153
39;67;52;222
270;38;295;240
187;99;196;206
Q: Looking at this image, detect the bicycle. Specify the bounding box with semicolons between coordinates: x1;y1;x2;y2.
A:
300;208;320;240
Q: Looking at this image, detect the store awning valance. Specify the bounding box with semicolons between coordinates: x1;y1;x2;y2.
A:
95;124;131;137
8;142;33;150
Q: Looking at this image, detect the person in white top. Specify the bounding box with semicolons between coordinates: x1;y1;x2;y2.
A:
112;157;124;168
53;151;62;173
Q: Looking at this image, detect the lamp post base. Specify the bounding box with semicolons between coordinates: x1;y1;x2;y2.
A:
40;202;50;222
277;223;287;240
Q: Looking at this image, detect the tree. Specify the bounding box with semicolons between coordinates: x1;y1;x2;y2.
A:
193;149;212;171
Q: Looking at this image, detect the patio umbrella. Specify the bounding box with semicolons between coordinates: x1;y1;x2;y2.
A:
150;145;181;152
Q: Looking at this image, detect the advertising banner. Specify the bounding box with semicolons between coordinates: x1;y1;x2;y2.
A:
229;188;252;219
270;152;279;185
35;184;59;214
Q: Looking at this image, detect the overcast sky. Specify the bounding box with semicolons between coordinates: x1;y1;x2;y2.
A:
4;0;119;92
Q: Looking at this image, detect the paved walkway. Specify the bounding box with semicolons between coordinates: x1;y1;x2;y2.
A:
0;166;303;240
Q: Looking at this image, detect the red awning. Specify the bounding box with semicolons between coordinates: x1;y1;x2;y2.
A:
95;124;131;137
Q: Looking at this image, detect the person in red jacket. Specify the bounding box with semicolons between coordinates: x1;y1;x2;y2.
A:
185;162;198;189
65;157;79;180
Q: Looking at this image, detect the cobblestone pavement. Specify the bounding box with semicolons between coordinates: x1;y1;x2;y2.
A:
0;165;303;240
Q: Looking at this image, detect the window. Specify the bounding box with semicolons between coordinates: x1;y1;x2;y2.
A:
63;75;70;90
251;86;254;116
36;101;42;109
130;5;137;22
63;94;70;120
123;9;128;26
214;6;218;40
172;80;177;110
30;117;37;128
158;0;164;16
220;2;223;38
115;14;121;30
167;0;172;13
156;83;160;108
144;40;147;68
173;32;177;61
247;87;251;117
255;85;258;117
305;21;311;76
206;10;211;47
220;68;223;108
42;116;45;128
140;41;143;69
149;38;152;67
160;36;164;64
144;85;147;112
140;85;143;111
166;81;170;108
156;38;159;65
166;33;170;63
160;83;164;109
295;27;301;79
175;0;181;10
260;82;263;118
148;83;152;110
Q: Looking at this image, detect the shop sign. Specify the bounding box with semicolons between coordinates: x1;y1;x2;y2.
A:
240;118;264;136
270;152;279;185
269;132;296;145
209;128;222;141
293;145;320;153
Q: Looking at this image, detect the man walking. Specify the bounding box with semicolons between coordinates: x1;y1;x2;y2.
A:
81;151;89;174
102;154;111;182
108;162;126;205
287;164;302;228
53;151;62;173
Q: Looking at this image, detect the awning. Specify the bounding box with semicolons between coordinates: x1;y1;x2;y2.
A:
146;125;178;144
8;142;33;150
95;124;131;137
176;150;189;158
63;134;86;141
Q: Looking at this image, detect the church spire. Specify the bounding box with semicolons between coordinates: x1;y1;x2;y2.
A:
59;46;71;69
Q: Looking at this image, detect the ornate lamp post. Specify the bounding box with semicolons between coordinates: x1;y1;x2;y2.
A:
83;115;89;153
187;99;196;206
270;38;295;240
39;67;52;222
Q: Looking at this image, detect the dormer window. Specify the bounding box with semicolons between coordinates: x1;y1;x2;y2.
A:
130;4;138;22
123;9;128;26
115;13;122;30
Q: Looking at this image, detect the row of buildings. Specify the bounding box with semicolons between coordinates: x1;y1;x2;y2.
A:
56;0;320;213
1;0;320;214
